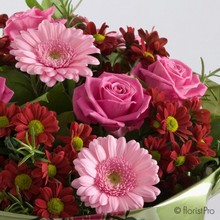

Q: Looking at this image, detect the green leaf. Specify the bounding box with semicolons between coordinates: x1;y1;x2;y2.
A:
0;68;37;105
41;0;69;18
210;116;220;146
57;111;75;136
40;82;73;114
25;0;43;9
202;79;220;117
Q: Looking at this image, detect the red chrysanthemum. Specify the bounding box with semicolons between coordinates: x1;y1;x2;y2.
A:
148;87;165;107
184;97;211;127
0;14;8;28
0;101;20;138
34;183;79;218
144;136;171;177
13;102;59;147
131;29;169;66
85;22;119;56
153;101;192;144
167;141;200;174
1;160;42;201
32;150;72;185
59;121;96;154
191;124;215;157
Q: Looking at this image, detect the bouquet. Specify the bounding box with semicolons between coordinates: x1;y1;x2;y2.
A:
0;0;220;219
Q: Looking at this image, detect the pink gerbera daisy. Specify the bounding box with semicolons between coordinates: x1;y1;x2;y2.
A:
10;20;100;87
72;135;160;214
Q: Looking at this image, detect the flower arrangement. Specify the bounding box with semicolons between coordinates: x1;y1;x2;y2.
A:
0;0;220;219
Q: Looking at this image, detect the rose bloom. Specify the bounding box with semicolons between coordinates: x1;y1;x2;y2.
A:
0;77;14;103
4;6;60;40
132;56;207;102
72;135;160;214
73;72;151;136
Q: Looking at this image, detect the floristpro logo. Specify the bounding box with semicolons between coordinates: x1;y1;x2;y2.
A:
174;206;215;215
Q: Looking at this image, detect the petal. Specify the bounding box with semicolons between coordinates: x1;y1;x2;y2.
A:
99;193;108;206
78;176;94;187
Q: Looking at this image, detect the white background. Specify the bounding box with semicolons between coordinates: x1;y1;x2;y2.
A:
1;0;220;219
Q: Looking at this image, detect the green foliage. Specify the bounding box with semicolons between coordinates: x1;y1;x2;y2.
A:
0;67;37;105
25;0;43;9
40;82;73;114
4;187;33;214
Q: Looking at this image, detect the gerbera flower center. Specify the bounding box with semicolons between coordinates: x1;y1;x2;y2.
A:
151;150;161;162
47;198;64;215
36;40;75;68
28;120;44;136
15;174;32;190
48;164;57;178
72;136;84;152
166;116;179;132
0;116;9;128
93;33;106;42
174;155;186;167
108;171;121;185
95;157;136;196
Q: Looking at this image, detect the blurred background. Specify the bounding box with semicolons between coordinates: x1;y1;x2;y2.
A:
0;0;220;219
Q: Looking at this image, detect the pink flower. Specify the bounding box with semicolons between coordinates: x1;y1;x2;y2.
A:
132;56;207;101
72;135;160;214
0;76;13;103
10;20;100;87
4;7;58;40
73;72;151;136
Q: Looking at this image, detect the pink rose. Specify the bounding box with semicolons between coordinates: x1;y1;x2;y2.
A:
132;56;207;101
4;7;64;40
73;72;151;136
0;77;14;103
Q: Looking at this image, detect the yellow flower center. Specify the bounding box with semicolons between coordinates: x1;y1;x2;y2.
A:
28;120;44;136
48;164;57;178
93;33;106;42
151;150;161;162
72;136;84;152
49;51;61;60
108;171;121;185
15;174;32;190
166;116;178;132
0;116;9;128
143;51;154;60
174;156;186;167
200;139;205;143
47;198;64;215
153;120;160;129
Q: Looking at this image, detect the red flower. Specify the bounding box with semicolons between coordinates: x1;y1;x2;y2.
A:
33;150;72;185
131;29;169;66
184;97;211;127
0;14;8;28
148;87;165;107
0;36;16;66
13;102;59;147
34;183;79;218
1;160;42;201
167;141;200;174
144;136;171;177
0;101;20;138
191;124;215;157
85;22;118;55
59;121;96;153
153;101;192;143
